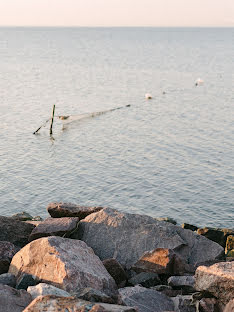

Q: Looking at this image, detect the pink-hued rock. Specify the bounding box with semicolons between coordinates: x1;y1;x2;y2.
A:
0;216;35;248
29;217;79;241
195;261;234;305
23;296;138;312
47;202;103;219
0;284;32;312
224;299;234;312
0;241;19;274
77;208;224;270
9;236;117;297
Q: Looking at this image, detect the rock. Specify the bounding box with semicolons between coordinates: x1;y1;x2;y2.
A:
77;208;224;270
181;224;198;231
23;296;138;312
0;216;35;248
168;276;195;292
199;298;218;312
9;236;117;297
195;261;234;305
102;258;127;288
155;217;177;225
11;212;33;221
16;273;37;290
151;284;172;291
47;202;103;219
224;299;234;312
128;272;160;287
77;287;115;304
118;285;174;312
0;284;32;312
27;283;71;300
133;248;192;275
0;273;16;287
29;217;79;241
24;221;42;227
0;241;19;274
197;227;234;248
172;295;196;312
32;216;43;221
226;236;234;254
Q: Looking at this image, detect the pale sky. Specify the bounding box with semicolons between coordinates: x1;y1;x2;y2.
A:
0;0;234;27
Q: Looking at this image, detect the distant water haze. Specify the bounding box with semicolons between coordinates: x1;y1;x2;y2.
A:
0;27;233;228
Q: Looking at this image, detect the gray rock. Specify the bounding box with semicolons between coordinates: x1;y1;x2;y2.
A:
181;224;198;231
195;261;234;305
9;236;118;297
102;258;127;288
168;276;195;291
0;241;19;274
0;284;32;312
77;287;115;304
128;272;160;287
16;273;37;290
224;299;234;312
0;216;35;248
11;211;33;221
199;298;218;312
197;227;234;248
118;285;174;312
0;273;16;287
23;296;138;312
47;202;103;219
27;283;71;300
155;217;177;225
29;217;79;241
77;208;224;270
172;295;196;312
151;284;172;292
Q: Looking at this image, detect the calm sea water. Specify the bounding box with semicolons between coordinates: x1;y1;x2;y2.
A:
0;27;233;228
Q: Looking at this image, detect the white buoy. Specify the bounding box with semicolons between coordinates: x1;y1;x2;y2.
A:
195;78;204;86
145;93;152;99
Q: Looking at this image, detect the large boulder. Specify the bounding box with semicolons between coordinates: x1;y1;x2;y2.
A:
195;261;234;305
77;208;224;270
29;217;79;241
0;216;35;248
9;236;117;297
224;299;234;312
47;202;103;219
23;296;138;312
118;285;174;312
0;241;19;274
0;284;32;312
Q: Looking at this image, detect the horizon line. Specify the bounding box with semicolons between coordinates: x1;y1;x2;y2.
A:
0;25;234;28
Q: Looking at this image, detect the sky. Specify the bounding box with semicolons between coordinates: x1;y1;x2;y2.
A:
0;0;234;27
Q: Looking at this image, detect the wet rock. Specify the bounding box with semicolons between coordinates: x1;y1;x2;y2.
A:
224;299;234;312
172;295;196;312
16;273;37;290
0;241;19;274
0;216;35;248
155;217;177;225
47;202;103;219
11;212;33;221
195;261;234;305
102;258;127;288
197;227;234;248
128;272;160;287
226;235;234;254
27;283;71;300
181;224;198;231
168;276;195;292
0;273;16;287
29;217;79;241
199;298;218;312
77;208;224;270
118;285;174;312
32;216;43;221
0;284;32;312
9;236;117;297
23;296;138;312
77;287;115;304
132;248;191;275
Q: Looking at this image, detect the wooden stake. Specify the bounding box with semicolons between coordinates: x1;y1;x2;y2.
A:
50;105;55;135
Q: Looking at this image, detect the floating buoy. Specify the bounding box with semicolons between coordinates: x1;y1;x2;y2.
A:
195;78;204;86
145;93;152;99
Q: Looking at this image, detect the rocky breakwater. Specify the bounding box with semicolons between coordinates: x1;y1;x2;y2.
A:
0;203;232;311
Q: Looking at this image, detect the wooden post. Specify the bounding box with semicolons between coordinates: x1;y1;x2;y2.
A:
50;105;55;135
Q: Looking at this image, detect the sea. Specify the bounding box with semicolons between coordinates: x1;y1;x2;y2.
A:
0;27;233;228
